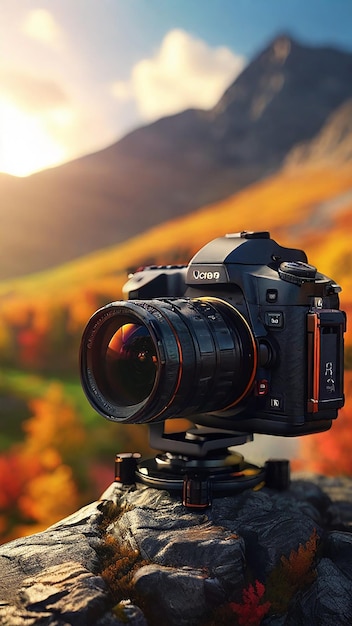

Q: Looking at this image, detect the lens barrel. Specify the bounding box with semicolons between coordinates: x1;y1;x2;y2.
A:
80;298;257;424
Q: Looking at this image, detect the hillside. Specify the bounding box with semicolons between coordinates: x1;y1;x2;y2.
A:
1;162;351;348
1;35;352;279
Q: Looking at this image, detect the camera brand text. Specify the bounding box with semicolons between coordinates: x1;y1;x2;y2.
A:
193;270;220;280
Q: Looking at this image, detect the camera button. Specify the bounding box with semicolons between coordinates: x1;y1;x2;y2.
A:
256;379;269;395
266;289;278;303
265;312;284;329
270;396;283;410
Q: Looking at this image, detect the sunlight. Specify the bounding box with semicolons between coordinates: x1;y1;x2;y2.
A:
0;97;67;177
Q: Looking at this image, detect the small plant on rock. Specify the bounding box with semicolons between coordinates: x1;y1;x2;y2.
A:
229;580;271;626
265;527;319;614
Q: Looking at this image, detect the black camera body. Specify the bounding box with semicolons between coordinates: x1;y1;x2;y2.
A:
80;231;345;438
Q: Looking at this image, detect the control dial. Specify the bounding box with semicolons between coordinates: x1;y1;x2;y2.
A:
278;261;317;285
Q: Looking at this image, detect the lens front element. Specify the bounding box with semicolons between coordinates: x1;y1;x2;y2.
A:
105;323;158;406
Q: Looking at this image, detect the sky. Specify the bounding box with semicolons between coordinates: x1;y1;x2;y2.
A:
0;0;351;177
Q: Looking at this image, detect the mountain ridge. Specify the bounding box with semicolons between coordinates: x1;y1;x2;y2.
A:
1;35;352;280
285;99;352;168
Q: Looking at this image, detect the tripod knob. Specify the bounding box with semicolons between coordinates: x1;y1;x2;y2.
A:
115;453;141;485
265;459;290;490
182;474;211;509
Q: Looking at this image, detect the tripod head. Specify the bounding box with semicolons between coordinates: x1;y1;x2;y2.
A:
115;423;290;509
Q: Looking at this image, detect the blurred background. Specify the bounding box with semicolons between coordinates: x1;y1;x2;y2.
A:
0;0;352;543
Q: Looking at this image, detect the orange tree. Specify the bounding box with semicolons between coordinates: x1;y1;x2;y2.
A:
0;382;86;542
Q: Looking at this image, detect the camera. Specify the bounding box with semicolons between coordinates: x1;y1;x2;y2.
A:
80;231;345;439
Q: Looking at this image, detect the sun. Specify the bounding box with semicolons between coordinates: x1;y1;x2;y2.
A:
0;97;67;177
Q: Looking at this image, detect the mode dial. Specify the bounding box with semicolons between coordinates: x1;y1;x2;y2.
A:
278;261;317;285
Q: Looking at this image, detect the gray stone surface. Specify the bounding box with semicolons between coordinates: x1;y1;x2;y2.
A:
0;502;102;603
0;475;352;625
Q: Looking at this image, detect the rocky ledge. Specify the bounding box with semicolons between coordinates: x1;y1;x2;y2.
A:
1;474;352;625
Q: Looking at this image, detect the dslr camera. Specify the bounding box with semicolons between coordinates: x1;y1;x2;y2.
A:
80;231;345;439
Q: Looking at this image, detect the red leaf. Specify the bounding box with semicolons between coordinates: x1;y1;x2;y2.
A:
230;580;271;626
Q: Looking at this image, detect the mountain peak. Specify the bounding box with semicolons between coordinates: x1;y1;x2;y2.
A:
210;34;298;118
265;33;295;63
210;33;352;151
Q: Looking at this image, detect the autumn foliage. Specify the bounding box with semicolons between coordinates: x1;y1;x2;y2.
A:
265;528;319;614
230;580;271;625
205;528;319;625
0;383;83;542
294;371;352;475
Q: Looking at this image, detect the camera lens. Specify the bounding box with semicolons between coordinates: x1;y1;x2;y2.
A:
105;323;158;405
80;298;257;423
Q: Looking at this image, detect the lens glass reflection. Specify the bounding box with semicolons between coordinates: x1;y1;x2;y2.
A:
104;323;158;406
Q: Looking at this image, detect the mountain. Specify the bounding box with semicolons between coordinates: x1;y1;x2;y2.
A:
285;99;352;168
1;34;352;280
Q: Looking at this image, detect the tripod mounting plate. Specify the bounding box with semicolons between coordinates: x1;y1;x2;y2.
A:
149;422;253;457
114;423;290;509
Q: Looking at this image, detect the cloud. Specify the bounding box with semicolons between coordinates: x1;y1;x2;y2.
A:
22;8;63;48
0;69;68;112
111;29;246;121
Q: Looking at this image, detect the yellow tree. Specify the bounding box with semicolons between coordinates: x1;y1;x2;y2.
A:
0;383;86;541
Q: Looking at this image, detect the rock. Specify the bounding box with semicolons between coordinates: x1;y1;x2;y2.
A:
286;558;352;625
322;530;352;580
134;564;208;626
0;500;140;625
299;474;352;529
0;561;109;626
0;476;352;625
0;502;102;601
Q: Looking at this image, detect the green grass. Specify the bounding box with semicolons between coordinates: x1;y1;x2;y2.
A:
0;368;99;427
0;368;152;461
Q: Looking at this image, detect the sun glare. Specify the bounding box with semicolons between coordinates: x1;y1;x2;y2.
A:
0;97;67;177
